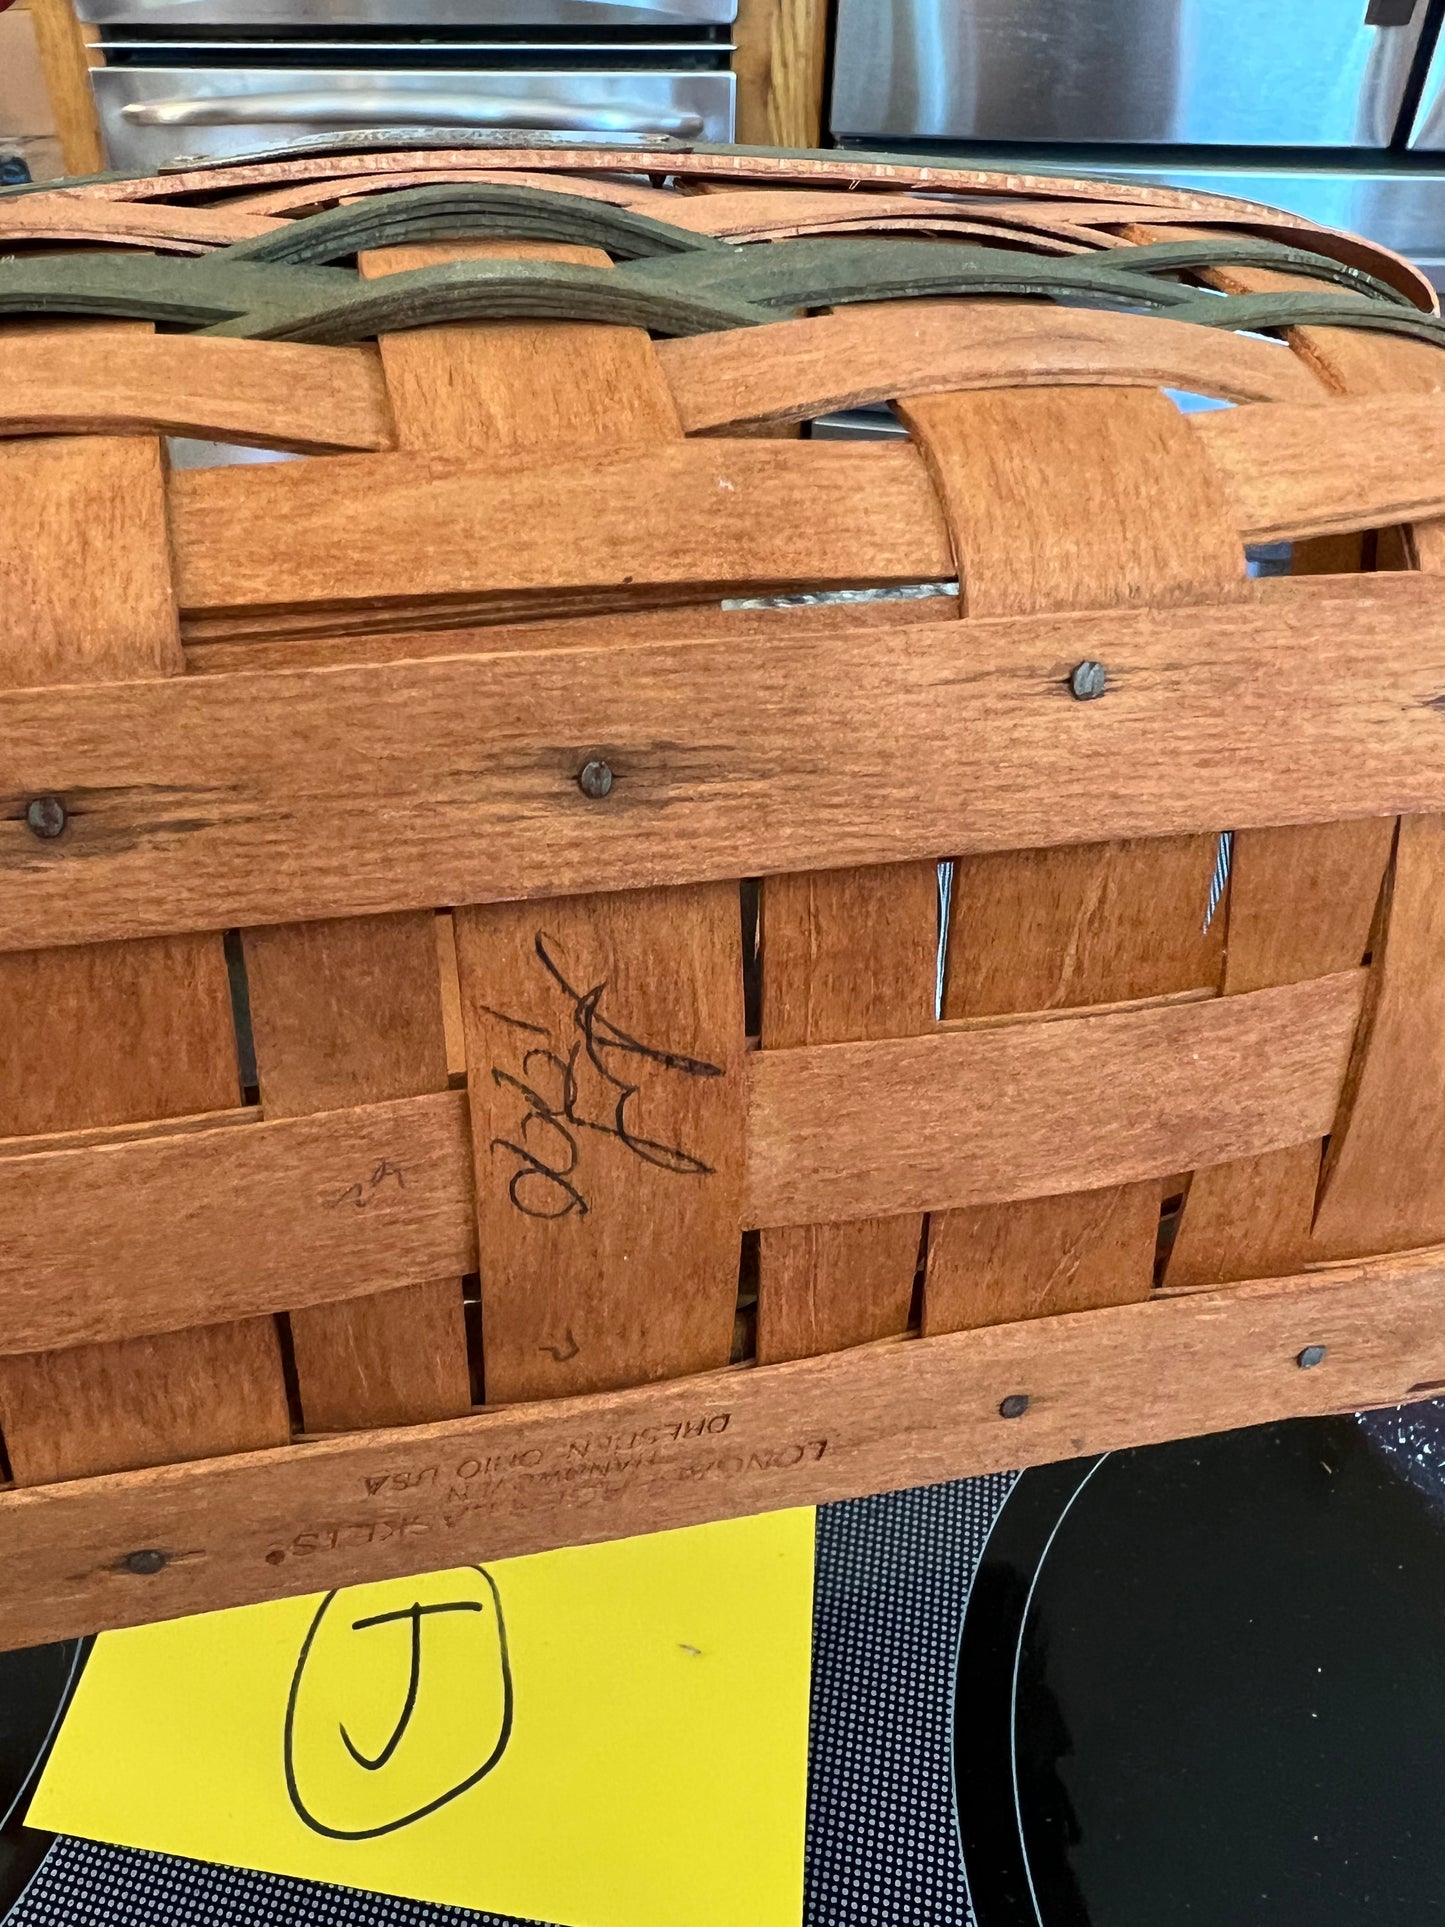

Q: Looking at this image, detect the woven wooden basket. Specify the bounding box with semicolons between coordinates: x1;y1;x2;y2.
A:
3;138;1445;1647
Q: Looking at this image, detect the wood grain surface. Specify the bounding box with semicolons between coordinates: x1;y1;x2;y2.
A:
0;335;392;451
25;0;103;176
158;404;1445;627
243;914;473;1434
229;240;512;1438
1194;391;1445;542
364;237;681;453
166;440;954;627
899;383;1245;1331
415;238;746;1407
656;302;1326;433
1164;820;1394;1288
734;0;832;147
1;148;1443;1622
936;836;1227;1016
1162;255;1445;1289
2;1239;1443;1649
0;197;277;251
456;886;745;1401
1313;816;1445;1257
0;969;1362;1354
1262;309;1445;1273
8;576;1445;954
747;971;1363;1226
0;1092;474;1354
921;1183;1164;1336
0;432;289;1484
757;862;937;1362
62;147;1391;226
181;563;958;676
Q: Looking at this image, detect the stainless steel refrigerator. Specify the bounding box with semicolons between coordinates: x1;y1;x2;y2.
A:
832;0;1445;280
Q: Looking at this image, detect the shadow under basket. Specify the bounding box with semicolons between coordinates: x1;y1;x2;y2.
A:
4;137;1445;1646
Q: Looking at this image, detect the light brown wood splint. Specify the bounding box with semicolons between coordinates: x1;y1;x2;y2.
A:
1158;253;1445;1290
656;302;1326;434
415;238;746;1405
0;433;289;1485
165;440;955;629
0;1091;474;1354
364;237;682;452
6;149;1445;1634
744;292;950;1370
1162;821;1394;1288
182;562;954;675
1311;816;1445;1258
215;168;657;220
236;240;529;1438
921;1184;1164;1335
13;574;1445;956
157;395;1445;628
0;969;1364;1359
0;1240;1441;1651
1280;315;1445;1266
1191;392;1445;543
0;196;279;252
0;335;392;452
455;886;745;1401
756;862;938;1364
746;969;1363;1228
900;385;1246;1335
645;187;1103;241
60;146;1373;223
242;915;473;1434
935;836;1228;1018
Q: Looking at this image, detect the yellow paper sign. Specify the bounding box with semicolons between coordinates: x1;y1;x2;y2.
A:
30;1510;815;1927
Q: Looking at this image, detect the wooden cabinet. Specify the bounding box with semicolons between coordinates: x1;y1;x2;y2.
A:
735;0;831;147
5;0;102;176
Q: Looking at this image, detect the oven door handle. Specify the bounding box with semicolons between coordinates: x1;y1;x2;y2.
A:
120;91;706;136
87;0;728;19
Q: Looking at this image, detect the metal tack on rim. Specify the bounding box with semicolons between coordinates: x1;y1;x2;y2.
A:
123;1549;169;1576
24;796;67;839
1069;659;1108;701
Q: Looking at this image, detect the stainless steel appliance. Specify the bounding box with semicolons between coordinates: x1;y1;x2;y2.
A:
83;1;734;22
1036;157;1445;283
831;0;1434;148
81;0;736;171
1408;17;1445;141
831;0;1445;286
92;64;734;170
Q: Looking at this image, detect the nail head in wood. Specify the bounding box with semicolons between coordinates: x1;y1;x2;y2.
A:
577;758;614;800
1297;1344;1329;1370
999;1393;1031;1419
1069;660;1108;702
123;1549;168;1575
24;796;67;840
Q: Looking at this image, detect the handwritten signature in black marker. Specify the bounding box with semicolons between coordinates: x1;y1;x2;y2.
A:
485;934;723;1221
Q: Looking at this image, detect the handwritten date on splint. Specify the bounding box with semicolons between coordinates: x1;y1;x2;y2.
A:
483;931;724;1222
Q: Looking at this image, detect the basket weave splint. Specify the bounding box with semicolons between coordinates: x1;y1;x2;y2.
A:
3;140;1445;1646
